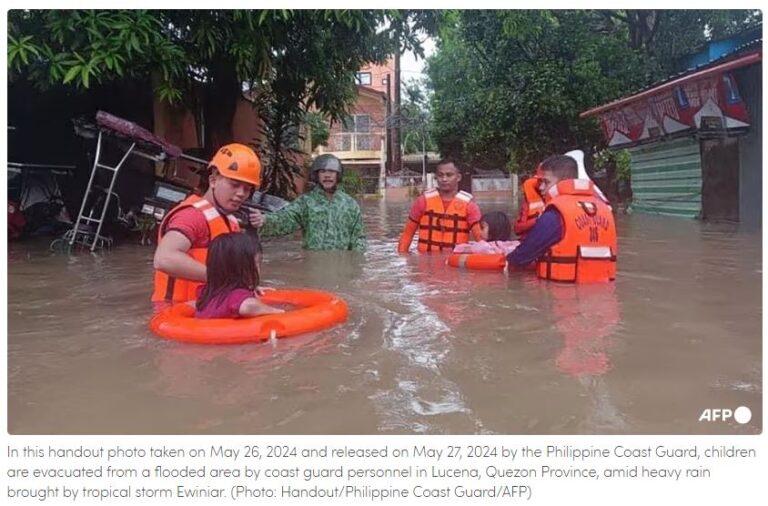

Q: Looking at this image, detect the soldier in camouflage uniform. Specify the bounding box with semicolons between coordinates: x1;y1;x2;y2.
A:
252;154;366;251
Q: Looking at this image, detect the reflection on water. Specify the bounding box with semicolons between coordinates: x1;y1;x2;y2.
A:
6;199;762;434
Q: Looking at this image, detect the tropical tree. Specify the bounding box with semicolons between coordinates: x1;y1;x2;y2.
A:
426;9;760;174
8;10;439;196
305;112;330;151
428;10;647;172
400;78;436;155
7;11;391;151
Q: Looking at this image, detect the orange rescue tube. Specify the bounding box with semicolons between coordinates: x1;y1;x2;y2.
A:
447;253;507;271
149;288;349;344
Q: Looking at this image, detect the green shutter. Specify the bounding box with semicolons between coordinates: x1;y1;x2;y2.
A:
629;138;702;218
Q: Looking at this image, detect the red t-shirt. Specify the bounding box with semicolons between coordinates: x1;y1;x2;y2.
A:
195;286;254;319
163;207;211;248
408;194;482;226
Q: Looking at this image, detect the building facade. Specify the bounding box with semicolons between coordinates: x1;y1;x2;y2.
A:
581;32;762;226
315;60;394;193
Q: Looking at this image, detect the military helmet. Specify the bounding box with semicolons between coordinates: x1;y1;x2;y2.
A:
311;154;343;175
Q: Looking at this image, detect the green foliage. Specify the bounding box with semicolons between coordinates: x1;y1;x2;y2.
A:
8;9;436;195
305;111;330;151
592;10;761;77
428;10;641;170
252;92;307;200
248;11;398;198
594;148;631;183
8;11;183;92
614;150;632;183
401;77;437;155
427;9;760;172
340;169;364;197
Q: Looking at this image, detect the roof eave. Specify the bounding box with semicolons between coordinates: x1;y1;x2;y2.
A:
580;50;762;119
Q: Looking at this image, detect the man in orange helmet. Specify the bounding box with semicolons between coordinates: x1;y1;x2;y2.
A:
152;143;263;304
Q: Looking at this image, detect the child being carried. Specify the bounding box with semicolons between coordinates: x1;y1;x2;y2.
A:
452;211;519;255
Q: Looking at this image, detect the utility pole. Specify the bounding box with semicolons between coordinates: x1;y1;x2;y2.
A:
384;73;392;175
422;126;427;187
392;35;402;174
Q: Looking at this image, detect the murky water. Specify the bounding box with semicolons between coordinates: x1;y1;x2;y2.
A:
7;198;762;434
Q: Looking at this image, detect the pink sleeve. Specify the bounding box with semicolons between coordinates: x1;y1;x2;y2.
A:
164;207;210;248
466;201;482;227
227;289;256;316
408;195;427;222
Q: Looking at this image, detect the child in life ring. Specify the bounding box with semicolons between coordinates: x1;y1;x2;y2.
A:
195;233;284;319
452;211;519;255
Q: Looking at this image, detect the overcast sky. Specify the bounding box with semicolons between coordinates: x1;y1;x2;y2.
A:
399;37;436;80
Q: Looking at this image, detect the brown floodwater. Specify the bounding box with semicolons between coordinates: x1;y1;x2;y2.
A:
6;197;762;434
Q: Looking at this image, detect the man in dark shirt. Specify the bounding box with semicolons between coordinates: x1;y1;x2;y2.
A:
506;155;574;270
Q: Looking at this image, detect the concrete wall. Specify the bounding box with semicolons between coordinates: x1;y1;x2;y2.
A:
386;175;423;188
383;174;519;200
736;63;762;228
471;177;515;193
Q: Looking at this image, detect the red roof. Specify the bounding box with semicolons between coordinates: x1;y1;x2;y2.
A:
357;85;387;99
580;50;762;118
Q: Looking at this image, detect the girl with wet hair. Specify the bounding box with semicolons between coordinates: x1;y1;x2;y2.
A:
453;211;520;255
480;211;512;242
195;232;283;318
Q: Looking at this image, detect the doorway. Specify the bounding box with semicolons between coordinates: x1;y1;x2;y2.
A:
701;137;740;222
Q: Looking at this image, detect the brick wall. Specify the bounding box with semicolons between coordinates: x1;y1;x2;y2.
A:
359;59;395;93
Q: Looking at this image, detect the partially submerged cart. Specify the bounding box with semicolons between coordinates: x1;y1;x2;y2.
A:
58;111;287;252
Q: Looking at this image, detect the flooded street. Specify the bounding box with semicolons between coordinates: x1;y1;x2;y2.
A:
7;198;762;435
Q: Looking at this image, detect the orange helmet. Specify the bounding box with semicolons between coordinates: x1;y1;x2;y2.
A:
208;143;261;187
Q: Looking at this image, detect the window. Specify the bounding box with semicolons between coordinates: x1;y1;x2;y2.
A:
354;115;370;133
674;87;689;109
340;115;372;150
355;72;372;86
341;115;370;133
722;74;741;104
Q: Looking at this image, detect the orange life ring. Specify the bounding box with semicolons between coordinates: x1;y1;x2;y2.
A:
149;288;349;345
447;253;506;271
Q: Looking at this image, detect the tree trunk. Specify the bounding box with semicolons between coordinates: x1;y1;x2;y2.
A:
202;61;241;156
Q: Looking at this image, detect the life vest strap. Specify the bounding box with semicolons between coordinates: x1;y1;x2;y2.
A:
424;209;469;222
418;224;470;233
164;276;176;302
418;238;460;249
542;254;617;264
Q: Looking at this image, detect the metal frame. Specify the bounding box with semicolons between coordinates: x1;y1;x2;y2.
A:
68;131;136;251
59;119;209;252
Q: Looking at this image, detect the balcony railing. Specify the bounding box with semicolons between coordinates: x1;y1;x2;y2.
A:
327;132;382;152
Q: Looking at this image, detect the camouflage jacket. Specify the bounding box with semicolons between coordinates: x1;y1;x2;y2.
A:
260;187;366;251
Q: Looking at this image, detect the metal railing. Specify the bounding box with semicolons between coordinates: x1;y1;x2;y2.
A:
327;132;383;152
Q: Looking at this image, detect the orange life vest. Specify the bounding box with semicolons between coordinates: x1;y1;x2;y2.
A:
417;189;475;252
545;177;612;207
514;176;546;237
537;179;617;283
151;195;241;303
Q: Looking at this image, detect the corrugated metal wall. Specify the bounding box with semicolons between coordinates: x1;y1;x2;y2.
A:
629;138;702;218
